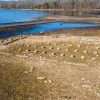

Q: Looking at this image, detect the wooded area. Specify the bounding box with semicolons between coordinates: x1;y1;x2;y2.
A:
0;0;100;15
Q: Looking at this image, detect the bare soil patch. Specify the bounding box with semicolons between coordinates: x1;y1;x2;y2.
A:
0;35;100;100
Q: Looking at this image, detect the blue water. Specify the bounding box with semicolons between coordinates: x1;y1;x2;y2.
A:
0;10;48;24
0;10;100;38
0;22;100;38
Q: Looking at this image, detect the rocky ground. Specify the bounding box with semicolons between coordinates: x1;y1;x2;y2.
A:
0;33;100;100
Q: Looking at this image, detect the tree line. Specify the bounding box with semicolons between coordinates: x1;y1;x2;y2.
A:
0;0;100;10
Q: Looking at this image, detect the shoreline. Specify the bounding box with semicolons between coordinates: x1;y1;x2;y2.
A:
45;16;100;24
1;28;100;100
0;26;100;45
0;15;100;34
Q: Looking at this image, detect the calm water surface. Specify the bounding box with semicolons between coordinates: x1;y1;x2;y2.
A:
0;10;100;38
0;22;100;38
0;10;48;24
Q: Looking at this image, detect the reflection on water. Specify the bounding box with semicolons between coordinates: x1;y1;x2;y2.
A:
0;22;100;38
0;10;48;24
0;9;100;24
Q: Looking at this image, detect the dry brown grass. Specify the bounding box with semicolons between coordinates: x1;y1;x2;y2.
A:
0;35;100;100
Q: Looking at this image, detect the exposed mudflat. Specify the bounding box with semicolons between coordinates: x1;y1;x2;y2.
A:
0;34;100;100
45;16;100;23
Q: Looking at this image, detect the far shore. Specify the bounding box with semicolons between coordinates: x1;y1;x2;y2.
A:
0;8;100;12
0;8;64;11
45;16;100;24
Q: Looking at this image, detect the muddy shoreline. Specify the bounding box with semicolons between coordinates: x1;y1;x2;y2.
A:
0;15;100;33
0;20;55;33
0;26;100;46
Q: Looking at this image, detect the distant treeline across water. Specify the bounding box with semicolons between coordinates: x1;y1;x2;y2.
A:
0;0;100;11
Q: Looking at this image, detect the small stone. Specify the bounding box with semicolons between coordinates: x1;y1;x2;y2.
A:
51;52;56;56
47;42;50;45
44;80;48;83
66;49;69;51
42;51;47;54
34;50;38;53
69;44;73;47
18;48;22;51
48;80;53;83
26;49;31;52
34;45;38;48
62;44;65;46
24;71;29;74
11;48;14;50
82;85;91;88
27;44;31;47
37;76;46;80
41;46;45;49
83;50;88;54
89;89;92;92
39;56;42;58
21;44;25;46
49;47;53;50
54;43;57;46
94;51;98;55
74;49;78;53
97;93;100;97
57;48;61;50
96;55;99;57
81;56;85;60
28;67;35;72
40;31;45;34
95;46;99;49
70;55;75;58
92;57;96;60
77;45;81;48
81;77;86;81
60;54;65;57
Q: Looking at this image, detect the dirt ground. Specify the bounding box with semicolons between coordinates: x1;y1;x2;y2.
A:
0;34;100;100
45;16;100;23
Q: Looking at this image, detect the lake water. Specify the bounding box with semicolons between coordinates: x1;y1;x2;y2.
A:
0;10;48;24
0;9;100;24
0;22;100;38
0;10;100;38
